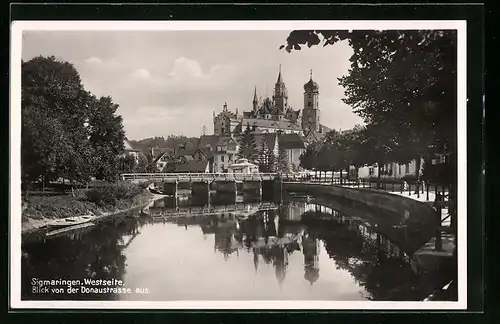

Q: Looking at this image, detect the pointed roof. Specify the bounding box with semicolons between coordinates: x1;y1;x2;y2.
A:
276;64;283;84
124;138;140;152
253;86;258;102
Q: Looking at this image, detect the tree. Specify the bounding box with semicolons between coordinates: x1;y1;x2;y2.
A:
86;95;126;181
143;150;158;173
21;56;93;188
277;146;289;173
299;145;318;171
282;30;456;194
258;139;275;173
135;154;149;173
339;125;366;180
118;155;137;174
22;56;127;188
282;30;458;235
128;136;200;155
237;124;259;162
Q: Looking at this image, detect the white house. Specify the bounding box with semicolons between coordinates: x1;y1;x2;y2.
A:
213;136;239;173
123;138;141;162
228;158;259;174
357;157;425;179
278;133;306;172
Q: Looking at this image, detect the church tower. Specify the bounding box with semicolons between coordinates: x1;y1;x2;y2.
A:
273;65;288;113
301;70;320;132
253;86;258;112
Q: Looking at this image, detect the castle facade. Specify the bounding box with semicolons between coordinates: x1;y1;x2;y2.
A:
212;66;330;141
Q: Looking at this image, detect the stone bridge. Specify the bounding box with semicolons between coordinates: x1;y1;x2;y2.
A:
121;172;278;183
121;172;282;198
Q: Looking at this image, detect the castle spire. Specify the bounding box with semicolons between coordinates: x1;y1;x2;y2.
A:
253;86;258;102
310;69;313;80
277;64;283;84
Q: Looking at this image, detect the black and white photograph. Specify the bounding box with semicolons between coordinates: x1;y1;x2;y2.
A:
10;20;466;309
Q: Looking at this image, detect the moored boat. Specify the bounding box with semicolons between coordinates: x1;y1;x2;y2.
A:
46;222;95;237
149;188;164;195
46;215;96;229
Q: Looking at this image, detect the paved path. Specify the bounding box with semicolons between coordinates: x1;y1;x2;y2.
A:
284;181;452;227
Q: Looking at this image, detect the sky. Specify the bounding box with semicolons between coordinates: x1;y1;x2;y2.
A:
22;30;364;140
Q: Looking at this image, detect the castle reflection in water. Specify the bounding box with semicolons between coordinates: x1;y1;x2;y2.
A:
148;196;407;288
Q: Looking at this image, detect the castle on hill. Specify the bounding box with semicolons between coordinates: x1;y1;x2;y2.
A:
212;66;330;143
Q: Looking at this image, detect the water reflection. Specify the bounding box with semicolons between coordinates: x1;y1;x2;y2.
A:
22;194;441;301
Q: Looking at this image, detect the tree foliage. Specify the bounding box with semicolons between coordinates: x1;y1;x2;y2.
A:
299;145;318;171
277;146;289;173
86;94;125;181
22;56;126;186
281;30;457;162
129;135;200;155
258;139;275;173
118;155;137;174
237;124;259;162
282;29;457;229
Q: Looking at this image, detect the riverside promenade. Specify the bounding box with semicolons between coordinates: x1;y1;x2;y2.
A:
281;178;457;300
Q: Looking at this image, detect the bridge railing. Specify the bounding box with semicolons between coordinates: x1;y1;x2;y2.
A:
120;172;278;182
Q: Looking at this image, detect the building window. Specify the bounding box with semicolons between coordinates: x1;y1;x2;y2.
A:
221;156;225;162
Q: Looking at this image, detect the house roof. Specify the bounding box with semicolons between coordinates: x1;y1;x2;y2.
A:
153;151;174;163
240;118;302;131
177;148;197;157
198;135;223;149
253;132;278;151
278;133;305;150
167;160;210;173
303;126;330;144
217;136;238;146
124;138;140;152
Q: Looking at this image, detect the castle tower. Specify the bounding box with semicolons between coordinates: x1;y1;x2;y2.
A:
273;65;288;113
253;86;258;112
301;70;320;132
302;232;320;285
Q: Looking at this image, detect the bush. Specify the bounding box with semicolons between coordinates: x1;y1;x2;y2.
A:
84;181;142;206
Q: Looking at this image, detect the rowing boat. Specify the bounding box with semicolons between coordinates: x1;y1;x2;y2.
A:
46;222;95;237
46;215;96;229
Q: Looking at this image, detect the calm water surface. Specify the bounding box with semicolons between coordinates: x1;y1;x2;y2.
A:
22;194;433;301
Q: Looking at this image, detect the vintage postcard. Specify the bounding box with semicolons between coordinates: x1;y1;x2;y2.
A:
10;20;467;310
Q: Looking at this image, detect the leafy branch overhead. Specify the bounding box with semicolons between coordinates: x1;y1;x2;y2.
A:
288;29;457;230
283;29;457;162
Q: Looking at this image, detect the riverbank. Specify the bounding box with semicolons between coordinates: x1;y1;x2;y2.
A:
21;182;155;235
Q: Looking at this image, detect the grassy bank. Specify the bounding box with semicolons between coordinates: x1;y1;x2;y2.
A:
22;181;153;233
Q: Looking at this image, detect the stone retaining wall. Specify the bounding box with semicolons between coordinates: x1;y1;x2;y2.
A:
283;182;438;255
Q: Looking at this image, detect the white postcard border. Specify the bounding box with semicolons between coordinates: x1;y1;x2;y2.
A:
10;20;468;310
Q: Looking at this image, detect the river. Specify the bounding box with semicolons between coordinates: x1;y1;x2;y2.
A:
21;192;440;301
